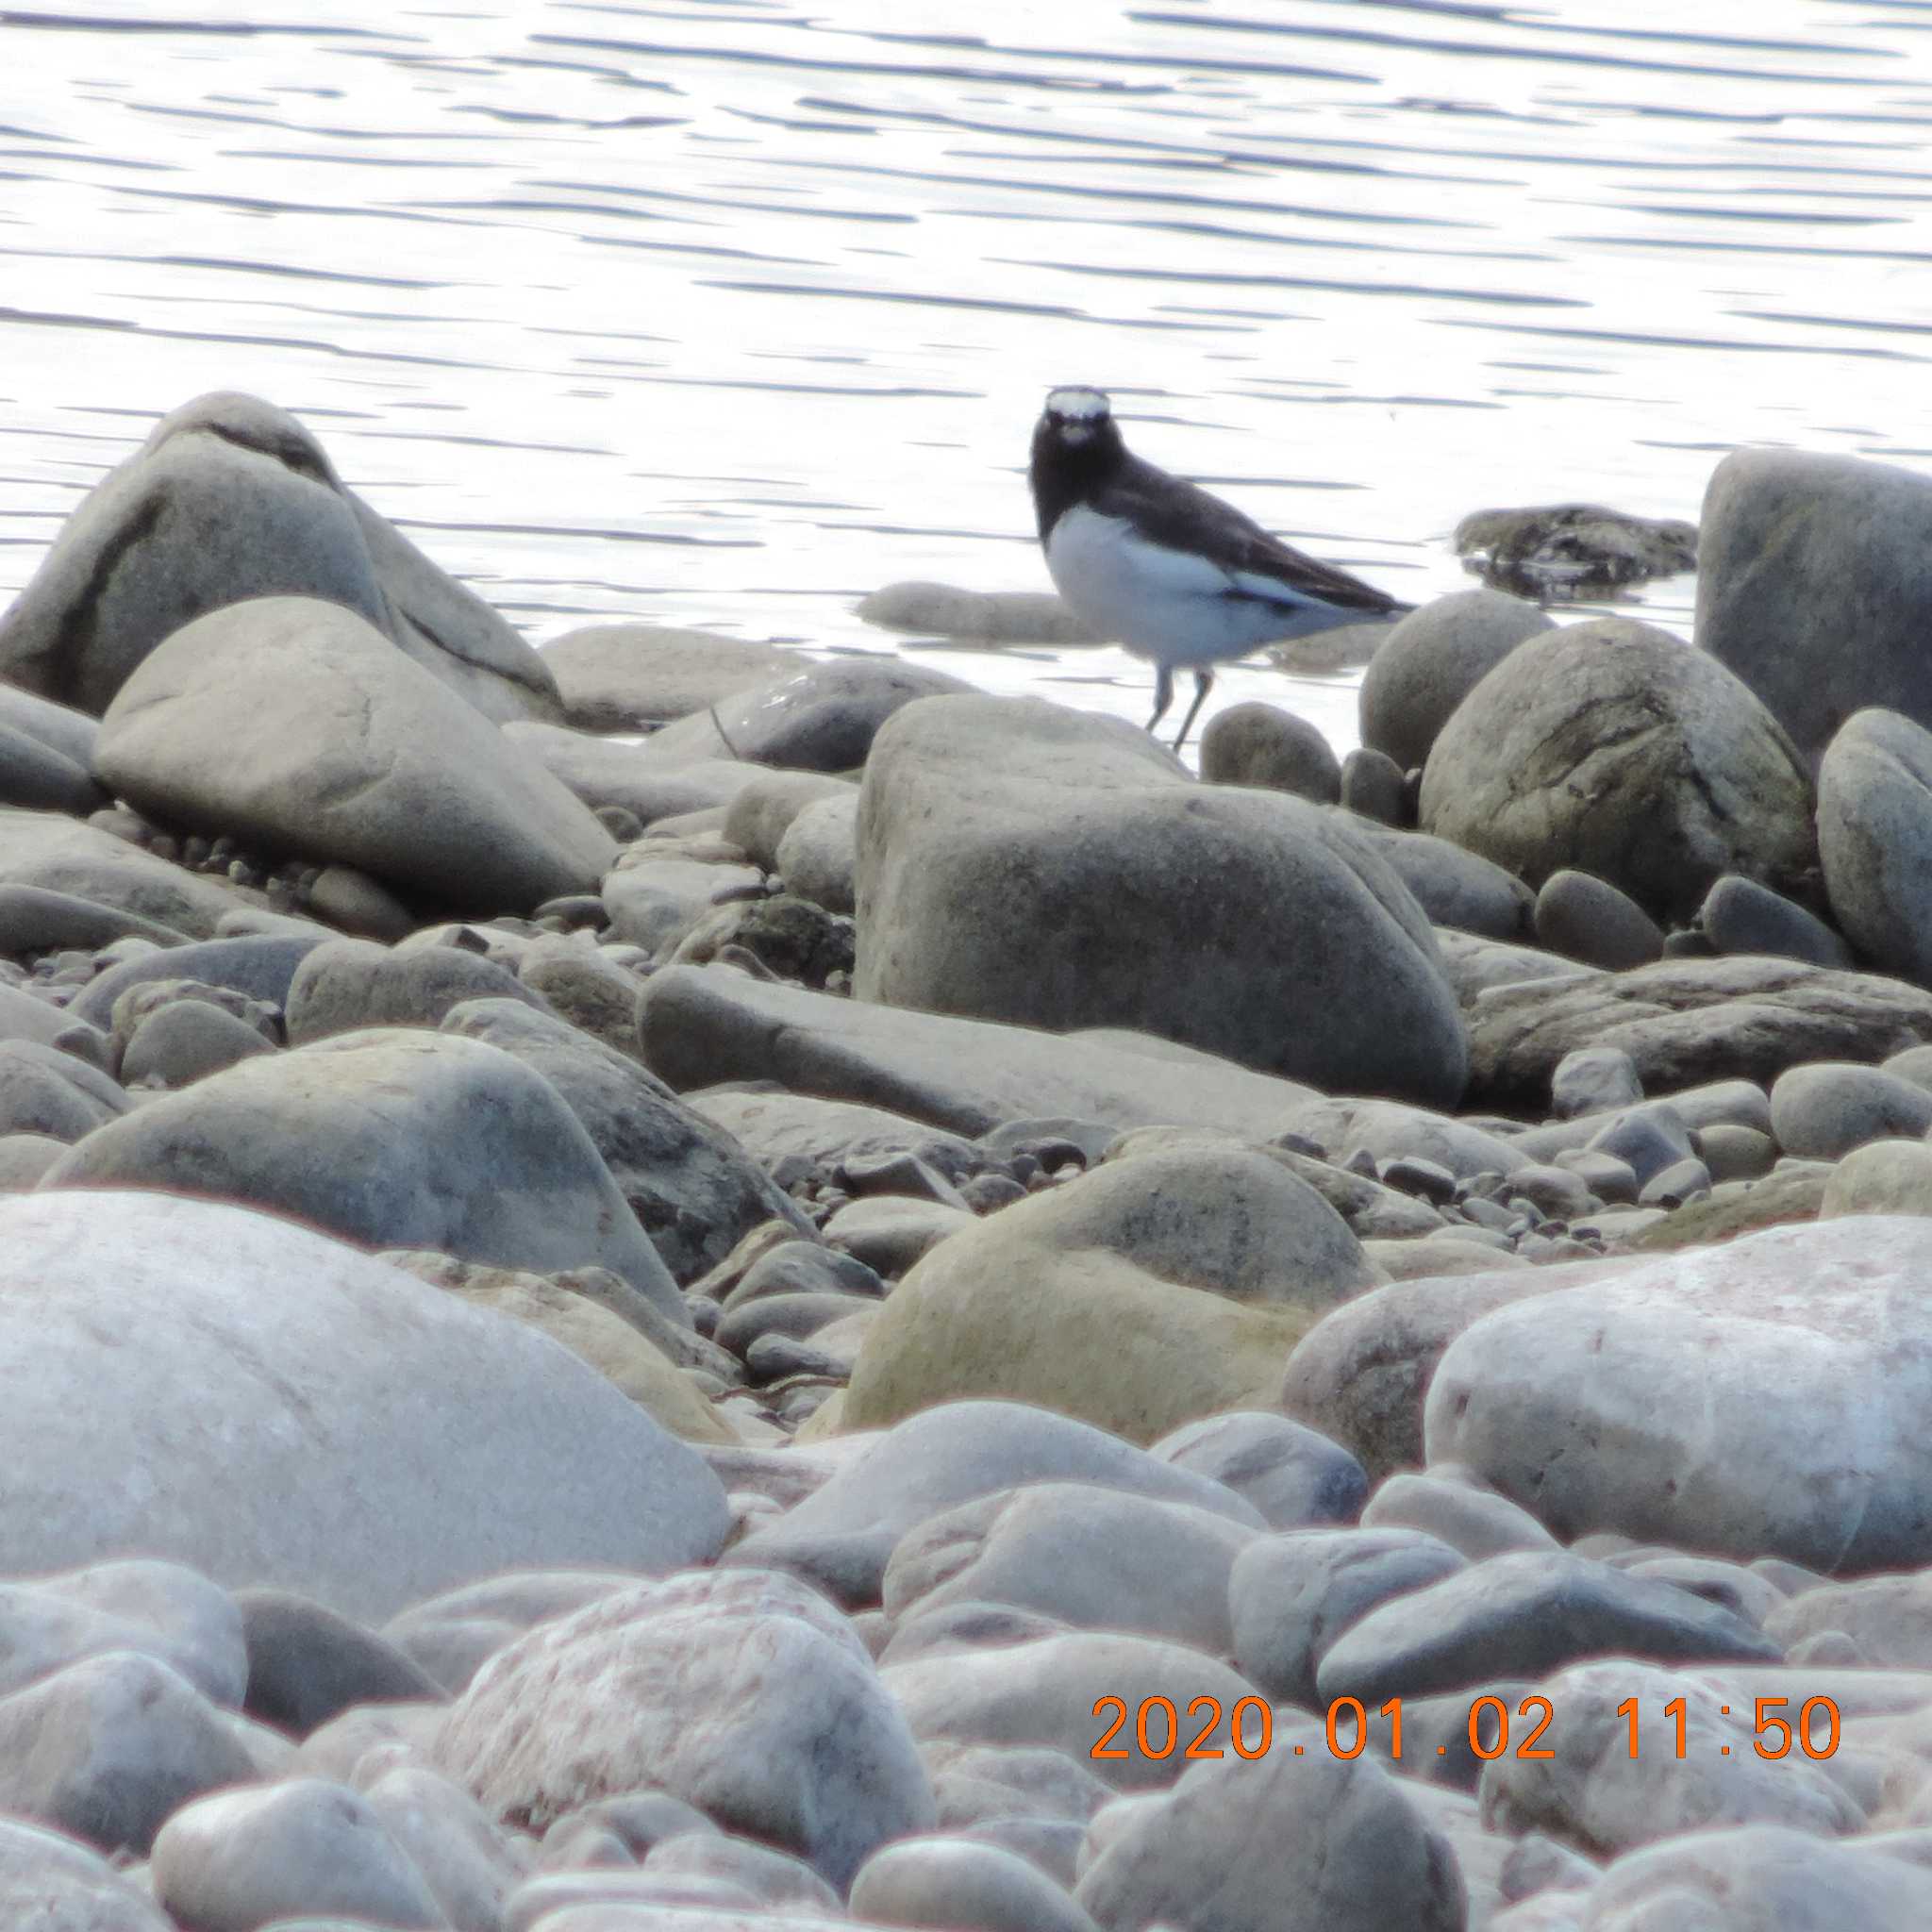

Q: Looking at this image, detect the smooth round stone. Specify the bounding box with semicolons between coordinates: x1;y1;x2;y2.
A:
1549;1045;1642;1119
237;1590;444;1738
1821;1138;1932;1218
1339;745;1407;825
1700;871;1852;968
150;1778;447;1930
775;790;858;915
851;1835;1100;1932
1200;701;1341;803
1357;588;1554;774
1770;1060;1932;1160
1148;1410;1367;1528
1819;707;1932;987
1534;870;1663;970
1359;1469;1558;1561
1698;1124;1775;1182
120;997;277;1089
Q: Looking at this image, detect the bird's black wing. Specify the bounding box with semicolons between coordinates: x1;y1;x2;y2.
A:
1099;455;1408;615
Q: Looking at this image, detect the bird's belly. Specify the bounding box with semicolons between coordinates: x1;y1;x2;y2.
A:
1043;507;1347;667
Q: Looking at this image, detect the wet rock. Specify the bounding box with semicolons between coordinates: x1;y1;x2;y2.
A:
1357;587;1555;773
1200;701;1341;802
857;695;1467;1105
645;656;974;771
1697;444;1932;768
47;1028;685;1316
857;581;1105;645
1453;502;1696;595
505;720;768;827
94;597;613;914
1418;617;1815;924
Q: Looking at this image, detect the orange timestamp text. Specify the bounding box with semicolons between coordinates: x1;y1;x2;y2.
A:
1091;1693;1841;1764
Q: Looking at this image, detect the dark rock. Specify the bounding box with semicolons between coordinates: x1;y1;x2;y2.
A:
237;1589;444;1737
1453;503;1696;596
1339;746;1407;825
1699;872;1852;969
1533;870;1663;969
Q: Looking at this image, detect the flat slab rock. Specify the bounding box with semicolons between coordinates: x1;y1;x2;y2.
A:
1463;953;1932;1110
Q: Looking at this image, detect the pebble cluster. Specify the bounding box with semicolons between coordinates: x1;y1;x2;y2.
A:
4;392;1932;1928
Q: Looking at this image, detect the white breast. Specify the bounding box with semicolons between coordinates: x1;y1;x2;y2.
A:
1043;504;1344;668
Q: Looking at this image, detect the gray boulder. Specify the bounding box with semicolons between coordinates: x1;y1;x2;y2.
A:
0;808;247;939
641;963;1324;1140
644;656;974;770
0;1190;727;1619
0;1650;258;1855
284;937;549;1045
857;695;1467;1106
0;390;557;723
150;1777;448;1930
1348;824;1533;941
1357;587;1554;774
1697;444;1932;768
1534;870;1663;969
1463;953;1932;1112
726;1399;1264;1608
1074;1747;1465;1932
1200;702;1341;803
539;621;793;733
1819;706;1932;985
438;995;809;1282
1769;1060;1932;1160
1314;1551;1777;1706
45;1027;686;1318
435;1570;932;1889
1419;617;1816;923
1699;871;1852;968
94;597;615;914
1425;1215;1932;1572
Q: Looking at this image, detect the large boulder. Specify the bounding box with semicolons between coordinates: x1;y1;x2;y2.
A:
640;963;1323;1140
1419;617;1816;924
93;596;615;914
1462;953;1932;1112
43;1027;686;1320
857;695;1467;1105
0;390;558;723
0;1191;728;1618
1425;1216;1932;1572
1697;445;1932;768
1818;707;1932;985
1357;589;1554;774
841;1146;1380;1444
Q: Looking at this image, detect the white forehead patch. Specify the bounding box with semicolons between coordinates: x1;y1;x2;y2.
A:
1046;385;1110;422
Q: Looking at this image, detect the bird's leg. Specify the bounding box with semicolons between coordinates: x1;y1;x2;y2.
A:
1146;663;1174;736
1173;670;1214;752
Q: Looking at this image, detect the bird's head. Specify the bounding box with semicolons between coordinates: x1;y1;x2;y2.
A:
1038;384;1114;448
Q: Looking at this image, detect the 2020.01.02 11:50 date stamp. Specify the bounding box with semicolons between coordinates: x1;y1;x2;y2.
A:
1091;1693;1843;1765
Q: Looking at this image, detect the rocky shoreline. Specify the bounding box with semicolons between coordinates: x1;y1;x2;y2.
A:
4;392;1932;1928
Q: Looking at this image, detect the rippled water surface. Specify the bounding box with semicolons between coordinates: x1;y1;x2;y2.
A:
3;0;1930;750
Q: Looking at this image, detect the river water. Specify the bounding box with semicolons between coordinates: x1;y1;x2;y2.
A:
3;0;1929;753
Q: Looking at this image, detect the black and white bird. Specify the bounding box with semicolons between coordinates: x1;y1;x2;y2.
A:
1028;385;1411;750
